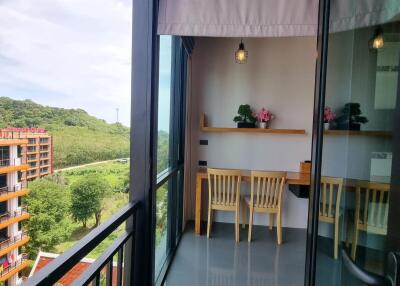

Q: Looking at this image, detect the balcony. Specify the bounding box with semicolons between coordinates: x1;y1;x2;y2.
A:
26;147;37;154
24;203;138;285
0;158;29;174
0;232;29;257
0;254;29;282
0;185;30;203
39;153;49;159
39;139;49;144
165;223;305;285
0;207;30;230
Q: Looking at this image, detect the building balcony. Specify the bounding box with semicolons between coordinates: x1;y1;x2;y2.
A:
0;254;29;282
0;232;29;257
39;153;49;159
0;158;29;174
0;139;28;147
0;207;30;230
0;185;30;203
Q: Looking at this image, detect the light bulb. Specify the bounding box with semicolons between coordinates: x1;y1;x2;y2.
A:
372;35;384;49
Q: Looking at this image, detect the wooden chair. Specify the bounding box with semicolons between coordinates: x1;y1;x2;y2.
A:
350;182;390;260
244;171;286;244
207;168;242;242
319;177;344;259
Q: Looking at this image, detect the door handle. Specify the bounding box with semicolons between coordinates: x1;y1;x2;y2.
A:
342;249;400;286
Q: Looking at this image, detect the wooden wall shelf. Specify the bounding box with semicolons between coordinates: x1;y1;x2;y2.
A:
200;113;306;135
324;130;392;137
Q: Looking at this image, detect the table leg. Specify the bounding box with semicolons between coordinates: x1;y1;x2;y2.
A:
195;175;202;235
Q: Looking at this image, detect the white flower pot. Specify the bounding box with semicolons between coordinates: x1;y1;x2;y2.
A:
259;122;268;129
324;122;330;130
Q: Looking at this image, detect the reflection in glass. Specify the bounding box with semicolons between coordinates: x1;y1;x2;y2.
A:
315;4;399;285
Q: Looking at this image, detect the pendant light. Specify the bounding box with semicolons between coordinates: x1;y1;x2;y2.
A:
369;27;384;50
235;38;248;64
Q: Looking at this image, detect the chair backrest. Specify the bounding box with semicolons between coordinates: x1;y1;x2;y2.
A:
355;181;390;233
250;171;286;209
319;177;344;218
207;168;242;207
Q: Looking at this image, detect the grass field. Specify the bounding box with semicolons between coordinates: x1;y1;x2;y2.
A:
54;161;129;259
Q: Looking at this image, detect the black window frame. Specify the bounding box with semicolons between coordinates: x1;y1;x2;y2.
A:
128;1;190;284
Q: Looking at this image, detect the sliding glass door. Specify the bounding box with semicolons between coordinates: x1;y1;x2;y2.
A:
309;1;400;285
154;35;188;285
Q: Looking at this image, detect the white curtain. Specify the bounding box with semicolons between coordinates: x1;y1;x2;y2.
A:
158;0;400;37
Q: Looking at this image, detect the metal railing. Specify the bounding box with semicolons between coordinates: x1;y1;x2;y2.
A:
0;158;26;167
0;207;29;224
0;254;28;278
0;159;10;167
0;183;28;196
23;201;140;286
0;231;28;251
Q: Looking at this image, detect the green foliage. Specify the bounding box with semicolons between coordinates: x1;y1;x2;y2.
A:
233;104;256;123
0;97;130;168
23;177;71;257
70;175;110;227
156;184;168;246
157;131;169;173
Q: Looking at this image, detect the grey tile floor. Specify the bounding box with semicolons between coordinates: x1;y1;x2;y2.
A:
164;222;307;286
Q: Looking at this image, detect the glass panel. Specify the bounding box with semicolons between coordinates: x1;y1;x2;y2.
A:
315;3;400;285
0;2;132;276
157;35;173;173
155;179;170;276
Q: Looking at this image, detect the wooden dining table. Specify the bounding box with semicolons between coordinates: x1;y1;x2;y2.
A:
195;168;311;235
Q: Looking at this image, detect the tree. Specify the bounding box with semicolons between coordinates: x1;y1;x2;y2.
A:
24;177;71;257
70;175;110;227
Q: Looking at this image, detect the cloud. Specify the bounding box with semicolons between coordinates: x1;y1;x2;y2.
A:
0;0;132;126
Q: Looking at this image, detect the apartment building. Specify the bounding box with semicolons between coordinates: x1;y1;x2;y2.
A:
0;138;30;285
0;128;53;181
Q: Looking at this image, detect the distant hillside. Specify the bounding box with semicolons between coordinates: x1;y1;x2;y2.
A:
0;97;130;168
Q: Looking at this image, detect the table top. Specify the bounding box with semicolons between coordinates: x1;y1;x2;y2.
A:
197;168;311;185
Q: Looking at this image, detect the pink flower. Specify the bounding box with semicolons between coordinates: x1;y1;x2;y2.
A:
324;107;336;123
256;107;274;122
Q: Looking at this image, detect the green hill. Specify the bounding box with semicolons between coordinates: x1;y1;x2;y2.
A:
0;97;130;168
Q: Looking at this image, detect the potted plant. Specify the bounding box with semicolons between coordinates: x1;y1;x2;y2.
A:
256;107;274;128
233;104;256;128
335;103;368;130
323;107;336;130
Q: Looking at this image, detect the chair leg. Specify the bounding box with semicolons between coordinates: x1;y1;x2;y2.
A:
242;199;247;229
207;207;212;239
277;212;282;245
334;218;340;259
235;208;240;242
351;227;359;260
248;207;254;242
269;214;274;230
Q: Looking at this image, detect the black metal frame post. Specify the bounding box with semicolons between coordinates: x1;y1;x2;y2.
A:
127;0;159;285
304;0;331;285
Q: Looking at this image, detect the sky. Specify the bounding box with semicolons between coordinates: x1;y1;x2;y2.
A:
0;0;172;131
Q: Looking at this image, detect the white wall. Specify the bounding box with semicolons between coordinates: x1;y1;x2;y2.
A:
187;37;317;228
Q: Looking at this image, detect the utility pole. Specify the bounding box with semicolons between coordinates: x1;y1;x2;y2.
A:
116;108;119;123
